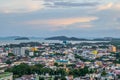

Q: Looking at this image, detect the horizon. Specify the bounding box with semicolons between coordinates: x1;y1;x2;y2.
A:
0;0;120;37
0;35;120;39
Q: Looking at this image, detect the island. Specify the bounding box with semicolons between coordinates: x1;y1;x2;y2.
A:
45;36;88;41
14;37;29;40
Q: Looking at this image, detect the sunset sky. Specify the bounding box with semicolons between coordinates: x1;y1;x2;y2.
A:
0;0;120;38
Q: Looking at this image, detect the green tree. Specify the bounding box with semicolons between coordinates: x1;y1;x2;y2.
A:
101;71;107;76
6;60;12;64
8;53;15;56
39;77;44;80
54;62;58;67
61;77;67;80
6;63;31;78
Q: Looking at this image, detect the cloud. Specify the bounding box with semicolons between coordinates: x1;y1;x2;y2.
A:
97;2;113;11
97;2;120;11
24;17;98;26
22;17;97;31
0;0;44;13
113;3;120;10
0;0;100;13
44;0;99;8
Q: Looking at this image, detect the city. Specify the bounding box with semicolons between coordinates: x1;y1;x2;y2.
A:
0;40;120;80
1;0;120;80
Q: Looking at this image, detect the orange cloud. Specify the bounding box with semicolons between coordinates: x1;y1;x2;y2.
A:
97;2;120;11
25;17;98;26
97;3;113;11
113;4;120;10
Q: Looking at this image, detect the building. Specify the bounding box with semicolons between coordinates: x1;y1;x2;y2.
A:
12;47;30;56
0;63;8;73
29;52;34;56
0;72;13;80
15;74;39;80
21;47;28;56
56;59;68;64
109;45;117;53
0;48;3;53
12;47;21;56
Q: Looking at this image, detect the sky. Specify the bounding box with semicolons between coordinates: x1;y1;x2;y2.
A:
0;0;120;38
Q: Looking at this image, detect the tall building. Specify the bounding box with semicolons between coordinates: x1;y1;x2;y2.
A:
21;47;27;56
12;47;30;56
109;45;117;53
12;47;21;56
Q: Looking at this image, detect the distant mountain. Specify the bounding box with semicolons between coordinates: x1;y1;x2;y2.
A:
45;36;88;41
45;36;68;40
69;37;87;41
14;37;29;40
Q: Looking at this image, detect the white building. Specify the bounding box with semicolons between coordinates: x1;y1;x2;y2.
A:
12;47;30;56
0;48;4;53
12;47;21;56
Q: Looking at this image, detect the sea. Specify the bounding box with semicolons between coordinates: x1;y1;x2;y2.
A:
0;39;110;46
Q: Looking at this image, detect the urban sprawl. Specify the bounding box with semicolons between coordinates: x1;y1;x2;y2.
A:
0;41;120;80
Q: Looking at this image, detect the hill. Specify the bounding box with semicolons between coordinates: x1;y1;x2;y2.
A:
45;36;88;41
14;37;29;40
